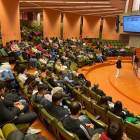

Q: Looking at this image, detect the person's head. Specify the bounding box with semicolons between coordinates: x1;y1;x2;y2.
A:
46;71;52;78
38;84;48;95
118;56;122;61
70;50;72;53
24;39;27;42
62;70;68;76
70;101;82;116
51;87;64;95
89;52;92;55
28;80;39;95
24;75;36;86
10;40;14;45
0;81;6;95
113;101;123;115
6;42;10;46
14;40;17;44
85;80;91;88
21;40;24;43
97;96;108;106
56;61;61;66
41;54;45;59
24;47;29;53
52;90;63;105
107;121;123;140
17;64;27;74
63;52;66;56
42;66;48;73
74;68;78;72
94;82;99;89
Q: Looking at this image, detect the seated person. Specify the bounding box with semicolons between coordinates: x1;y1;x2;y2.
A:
33;84;51;109
24;75;36;89
39;54;55;65
73;68;86;81
92;121;128;140
62;101;104;140
46;71;64;88
0;81;40;134
62;70;79;86
37;44;44;52
32;45;41;54
96;52;103;63
28;80;39;95
22;47;38;70
84;54;93;66
18;64;39;84
108;44;112;49
91;82;112;102
111;101;131;120
28;46;40;59
68;51;77;62
62;52;72;66
20;40;26;48
120;47;126;57
10;40;21;56
55;61;67;73
112;46;119;56
97;96;111;112
88;52;96;65
46;88;69;121
24;39;29;47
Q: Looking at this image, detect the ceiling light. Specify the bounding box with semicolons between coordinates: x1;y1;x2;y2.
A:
92;5;111;7
75;6;91;8
65;2;86;3
44;1;64;3
59;7;74;8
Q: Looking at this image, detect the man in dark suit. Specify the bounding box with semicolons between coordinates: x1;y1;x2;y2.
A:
91;82;112;102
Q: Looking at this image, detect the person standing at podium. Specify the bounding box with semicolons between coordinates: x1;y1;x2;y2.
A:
116;56;122;78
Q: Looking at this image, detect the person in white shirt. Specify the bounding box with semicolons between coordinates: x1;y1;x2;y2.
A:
49;37;53;43
96;52;103;63
120;47;126;57
14;40;20;50
39;54;55;65
62;52;72;65
32;45;41;54
24;39;29;47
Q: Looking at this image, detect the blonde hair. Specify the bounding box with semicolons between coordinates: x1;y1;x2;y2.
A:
118;56;122;61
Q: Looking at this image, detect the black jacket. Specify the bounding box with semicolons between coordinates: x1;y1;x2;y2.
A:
46;102;69;121
22;52;31;61
111;108;126;120
33;92;50;109
0;98;20;125
91;87;106;97
47;78;58;87
116;60;122;69
61;115;92;140
3;92;24;106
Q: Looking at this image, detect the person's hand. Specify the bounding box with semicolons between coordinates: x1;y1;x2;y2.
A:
17;105;24;110
122;133;128;140
31;58;33;60
85;123;94;129
0;75;1;78
1;96;4;100
14;102;22;107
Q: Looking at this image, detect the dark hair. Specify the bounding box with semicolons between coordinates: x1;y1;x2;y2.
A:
85;80;91;87
35;136;49;140
0;81;6;91
6;42;10;46
107;121;123;140
113;101;123;116
52;91;63;103
17;64;27;74
24;75;36;86
10;40;13;44
24;47;29;51
28;80;39;95
14;60;22;71
70;101;81;115
46;71;52;79
38;84;48;93
42;66;47;72
97;96;110;111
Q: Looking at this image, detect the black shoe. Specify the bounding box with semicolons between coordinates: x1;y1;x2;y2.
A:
4;78;15;83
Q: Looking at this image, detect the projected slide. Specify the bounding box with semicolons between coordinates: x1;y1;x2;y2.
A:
123;16;140;33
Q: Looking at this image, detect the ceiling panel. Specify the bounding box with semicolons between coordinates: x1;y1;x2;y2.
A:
19;0;126;16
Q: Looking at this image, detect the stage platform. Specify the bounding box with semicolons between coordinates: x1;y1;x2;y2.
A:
79;62;140;115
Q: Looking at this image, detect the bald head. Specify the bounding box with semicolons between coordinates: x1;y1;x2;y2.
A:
70;101;81;115
94;82;99;89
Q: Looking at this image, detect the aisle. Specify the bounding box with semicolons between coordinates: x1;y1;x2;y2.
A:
84;63;140;116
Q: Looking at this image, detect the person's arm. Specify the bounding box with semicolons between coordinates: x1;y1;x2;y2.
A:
64;76;73;83
40;59;46;65
0;99;20;122
22;52;28;61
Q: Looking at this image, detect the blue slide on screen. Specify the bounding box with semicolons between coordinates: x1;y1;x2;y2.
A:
123;16;140;33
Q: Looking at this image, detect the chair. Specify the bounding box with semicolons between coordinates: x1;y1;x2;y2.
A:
41;109;58;138
81;95;92;113
89;89;97;101
92;103;106;123
0;123;18;140
22;89;32;103
72;89;82;103
124;121;140;140
83;85;90;97
106;111;124;126
57;122;79;140
96;95;101;102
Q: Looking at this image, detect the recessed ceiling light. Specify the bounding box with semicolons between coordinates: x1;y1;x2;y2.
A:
65;2;86;3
